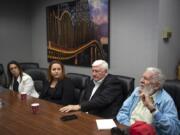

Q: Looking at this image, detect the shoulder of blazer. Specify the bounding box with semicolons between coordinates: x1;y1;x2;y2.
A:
56;79;72;91
88;79;95;88
22;72;32;80
101;74;115;84
99;74;121;90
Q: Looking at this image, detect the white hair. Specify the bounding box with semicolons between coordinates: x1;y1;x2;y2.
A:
92;59;108;71
145;67;165;87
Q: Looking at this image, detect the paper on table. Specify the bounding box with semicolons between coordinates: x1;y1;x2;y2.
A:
96;119;117;130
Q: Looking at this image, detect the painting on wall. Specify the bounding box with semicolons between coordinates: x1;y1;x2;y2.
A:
47;0;110;67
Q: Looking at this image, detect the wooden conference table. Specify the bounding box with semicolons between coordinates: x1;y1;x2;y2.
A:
0;90;128;135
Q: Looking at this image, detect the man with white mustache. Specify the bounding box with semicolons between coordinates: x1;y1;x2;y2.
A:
116;67;180;135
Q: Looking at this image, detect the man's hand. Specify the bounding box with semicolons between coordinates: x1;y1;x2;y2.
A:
139;91;155;112
59;105;81;113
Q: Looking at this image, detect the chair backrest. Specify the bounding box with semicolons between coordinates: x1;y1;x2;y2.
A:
0;64;7;88
24;68;48;94
66;73;90;103
163;80;180;119
20;62;39;71
115;75;135;101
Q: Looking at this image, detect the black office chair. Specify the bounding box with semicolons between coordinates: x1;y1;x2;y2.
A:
163;80;180;119
20;62;39;71
25;68;48;94
97;74;135;118
0;64;7;88
115;75;135;101
66;73;90;104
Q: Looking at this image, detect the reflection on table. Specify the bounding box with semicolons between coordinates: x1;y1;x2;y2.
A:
0;90;128;135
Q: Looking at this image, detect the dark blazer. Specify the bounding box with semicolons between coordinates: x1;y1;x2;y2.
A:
40;77;75;105
80;74;123;118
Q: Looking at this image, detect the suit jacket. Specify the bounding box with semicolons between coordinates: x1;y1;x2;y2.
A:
80;74;123;118
40;77;75;105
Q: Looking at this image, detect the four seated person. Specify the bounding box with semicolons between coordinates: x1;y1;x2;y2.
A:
4;60;180;134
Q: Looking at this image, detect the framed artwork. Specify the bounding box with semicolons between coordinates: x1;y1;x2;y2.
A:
47;0;110;67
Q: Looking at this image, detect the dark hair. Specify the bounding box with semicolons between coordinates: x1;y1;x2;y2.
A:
7;60;23;86
48;60;65;82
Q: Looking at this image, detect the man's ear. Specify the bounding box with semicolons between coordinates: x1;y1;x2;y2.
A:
153;82;160;90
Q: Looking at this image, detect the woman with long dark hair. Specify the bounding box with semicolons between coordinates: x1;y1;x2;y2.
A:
7;60;39;98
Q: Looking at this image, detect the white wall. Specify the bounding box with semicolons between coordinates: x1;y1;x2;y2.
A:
110;0;159;85
1;0;180;86
0;0;33;68
158;0;180;79
31;0;160;85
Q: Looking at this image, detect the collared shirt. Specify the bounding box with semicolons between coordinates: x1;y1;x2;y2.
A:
130;94;156;124
89;77;105;100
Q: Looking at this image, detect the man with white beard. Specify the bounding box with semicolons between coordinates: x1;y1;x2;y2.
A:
116;67;180;135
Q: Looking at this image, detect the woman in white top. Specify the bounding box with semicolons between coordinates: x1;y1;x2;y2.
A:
7;60;39;98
